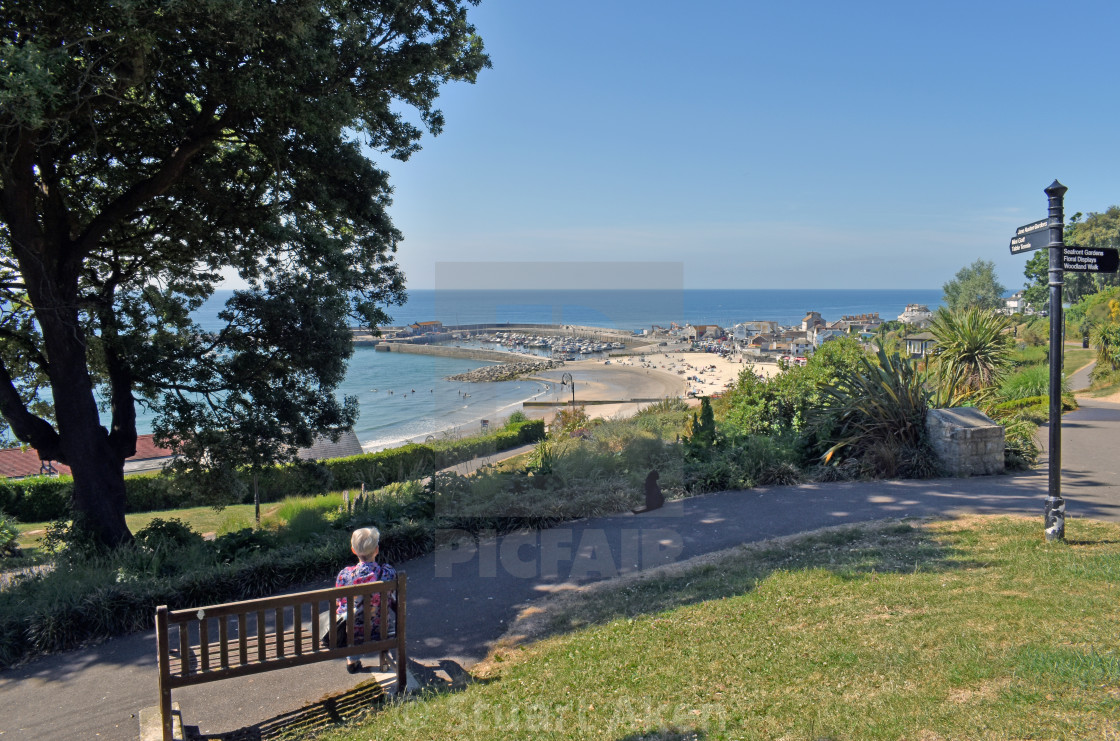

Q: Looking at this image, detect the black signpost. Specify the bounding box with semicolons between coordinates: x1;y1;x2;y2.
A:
1063;246;1120;273
1008;219;1051;255
1009;183;1119;541
1042;181;1066;542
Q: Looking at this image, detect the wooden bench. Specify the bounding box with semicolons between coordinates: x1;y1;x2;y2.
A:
154;574;406;741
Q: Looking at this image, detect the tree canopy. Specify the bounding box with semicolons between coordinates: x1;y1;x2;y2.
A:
0;0;489;546
942;259;1006;313
1021;208;1120;309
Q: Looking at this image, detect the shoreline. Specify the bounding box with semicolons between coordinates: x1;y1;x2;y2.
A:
357;350;782;449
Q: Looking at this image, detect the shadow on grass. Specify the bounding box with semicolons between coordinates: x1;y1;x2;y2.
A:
509;519;985;648
616;729;706;741
184;658;488;740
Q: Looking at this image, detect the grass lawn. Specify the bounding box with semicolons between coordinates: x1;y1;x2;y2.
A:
15;502;283;554
320;515;1119;741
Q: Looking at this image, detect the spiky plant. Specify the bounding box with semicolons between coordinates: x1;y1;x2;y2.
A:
1089;322;1120;371
929;306;1013;400
812;343;937;477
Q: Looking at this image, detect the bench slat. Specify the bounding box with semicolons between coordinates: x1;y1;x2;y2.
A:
219;618;229;669
275;607;284;658
238;613;247;666
256;611;266;663
293;605;302;656
178;624;189;680
199;618;210;672
166;582;398;623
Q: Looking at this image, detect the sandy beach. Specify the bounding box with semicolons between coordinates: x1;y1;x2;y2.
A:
524;351;781;423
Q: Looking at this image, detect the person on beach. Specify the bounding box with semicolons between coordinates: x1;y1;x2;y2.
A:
333;526;396;674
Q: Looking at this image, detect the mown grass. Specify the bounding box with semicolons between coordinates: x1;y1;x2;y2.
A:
318;516;1120;741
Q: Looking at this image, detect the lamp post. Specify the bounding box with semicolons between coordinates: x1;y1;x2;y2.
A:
560;372;575;408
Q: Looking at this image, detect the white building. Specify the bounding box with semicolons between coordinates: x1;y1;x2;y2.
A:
898;304;934;326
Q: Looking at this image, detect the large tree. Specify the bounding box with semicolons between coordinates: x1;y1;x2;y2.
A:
942;259;1006;313
0;1;489;546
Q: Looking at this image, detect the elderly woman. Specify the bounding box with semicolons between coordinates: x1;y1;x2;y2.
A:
333;526;397;673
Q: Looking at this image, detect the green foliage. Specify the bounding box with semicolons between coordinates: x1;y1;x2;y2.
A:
1059;209;1120;303
811;344;938;478
1066;286;1120;337
0;512;20;557
999;366;1065;401
132;518;204;554
684;434;802;492
1021;249;1049;313
685;397;717;457
942;259;1007;312
0;476;71;522
929;307;1013;399
718;337;867;453
1090;322;1120;371
0;0;491;547
529;440;556;475
505;411;528;426
552;405;591;437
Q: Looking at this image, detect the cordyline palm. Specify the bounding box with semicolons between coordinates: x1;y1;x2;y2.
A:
813;343;932;466
929;307;1013;400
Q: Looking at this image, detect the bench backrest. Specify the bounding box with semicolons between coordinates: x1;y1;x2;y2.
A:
155;573;406;689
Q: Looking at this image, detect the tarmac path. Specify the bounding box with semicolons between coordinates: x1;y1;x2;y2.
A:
1;398;1118;739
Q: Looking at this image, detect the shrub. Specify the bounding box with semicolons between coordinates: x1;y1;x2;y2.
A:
0;476;71;522
0;513;20;557
810;344;939;478
133;518;204;554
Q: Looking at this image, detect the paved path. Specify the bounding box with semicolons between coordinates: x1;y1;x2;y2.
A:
2;399;1119;740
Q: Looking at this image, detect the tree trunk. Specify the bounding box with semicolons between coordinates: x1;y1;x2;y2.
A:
67;438;133;548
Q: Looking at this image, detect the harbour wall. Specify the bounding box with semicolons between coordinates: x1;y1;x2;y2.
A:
375;343;540;363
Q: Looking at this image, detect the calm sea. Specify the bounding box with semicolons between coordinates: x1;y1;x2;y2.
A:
141;288;942;449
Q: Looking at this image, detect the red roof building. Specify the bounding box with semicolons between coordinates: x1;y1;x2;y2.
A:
0;434;174;479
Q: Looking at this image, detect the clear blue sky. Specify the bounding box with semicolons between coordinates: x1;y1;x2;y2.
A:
374;0;1120;291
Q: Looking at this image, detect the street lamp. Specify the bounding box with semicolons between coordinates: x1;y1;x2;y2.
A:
560;372;575;408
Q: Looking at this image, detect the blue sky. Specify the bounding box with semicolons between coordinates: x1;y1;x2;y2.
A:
374;0;1120;291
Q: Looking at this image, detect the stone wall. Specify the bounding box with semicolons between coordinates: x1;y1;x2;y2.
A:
925;407;1004;477
380;343;538;363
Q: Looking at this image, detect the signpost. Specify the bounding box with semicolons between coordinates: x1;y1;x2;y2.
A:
1008;182;1069;541
1062;246;1120;273
1009;219;1051;254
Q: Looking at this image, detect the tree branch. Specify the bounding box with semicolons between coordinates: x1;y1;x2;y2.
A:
75;101;225;254
0;357;63;461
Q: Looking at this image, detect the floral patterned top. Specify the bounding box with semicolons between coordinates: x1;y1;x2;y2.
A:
334;560;396;640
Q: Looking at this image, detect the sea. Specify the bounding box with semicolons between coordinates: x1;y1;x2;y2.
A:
135;288;944;450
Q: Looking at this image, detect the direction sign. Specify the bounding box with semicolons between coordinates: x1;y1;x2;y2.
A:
1063;246;1120;273
1009;219;1051;254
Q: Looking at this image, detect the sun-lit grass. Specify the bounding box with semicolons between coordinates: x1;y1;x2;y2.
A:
317;516;1120;741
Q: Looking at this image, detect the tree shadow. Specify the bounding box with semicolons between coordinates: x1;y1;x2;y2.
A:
502;520;985;650
615;729;706;741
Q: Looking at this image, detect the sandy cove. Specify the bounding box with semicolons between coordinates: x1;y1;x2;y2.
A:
524;351;781;424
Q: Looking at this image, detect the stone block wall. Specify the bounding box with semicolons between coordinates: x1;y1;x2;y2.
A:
925;407;1005;477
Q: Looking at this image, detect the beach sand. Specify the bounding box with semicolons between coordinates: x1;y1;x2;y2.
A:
524;351;781;424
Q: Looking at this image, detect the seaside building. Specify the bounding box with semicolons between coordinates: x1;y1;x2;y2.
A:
732;321;780;341
811;327;846;347
801;312;825;332
687;324;724;341
407;320;444;335
0;430;365;481
898;304;933;327
1003;290;1032;315
835;312;882;333
903;331;937;358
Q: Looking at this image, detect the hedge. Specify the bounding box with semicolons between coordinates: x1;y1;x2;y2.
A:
0;419;546;522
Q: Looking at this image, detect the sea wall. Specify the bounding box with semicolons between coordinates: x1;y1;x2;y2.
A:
378;343;539;363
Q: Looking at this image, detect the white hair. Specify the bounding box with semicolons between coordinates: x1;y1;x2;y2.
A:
350;526;381;558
